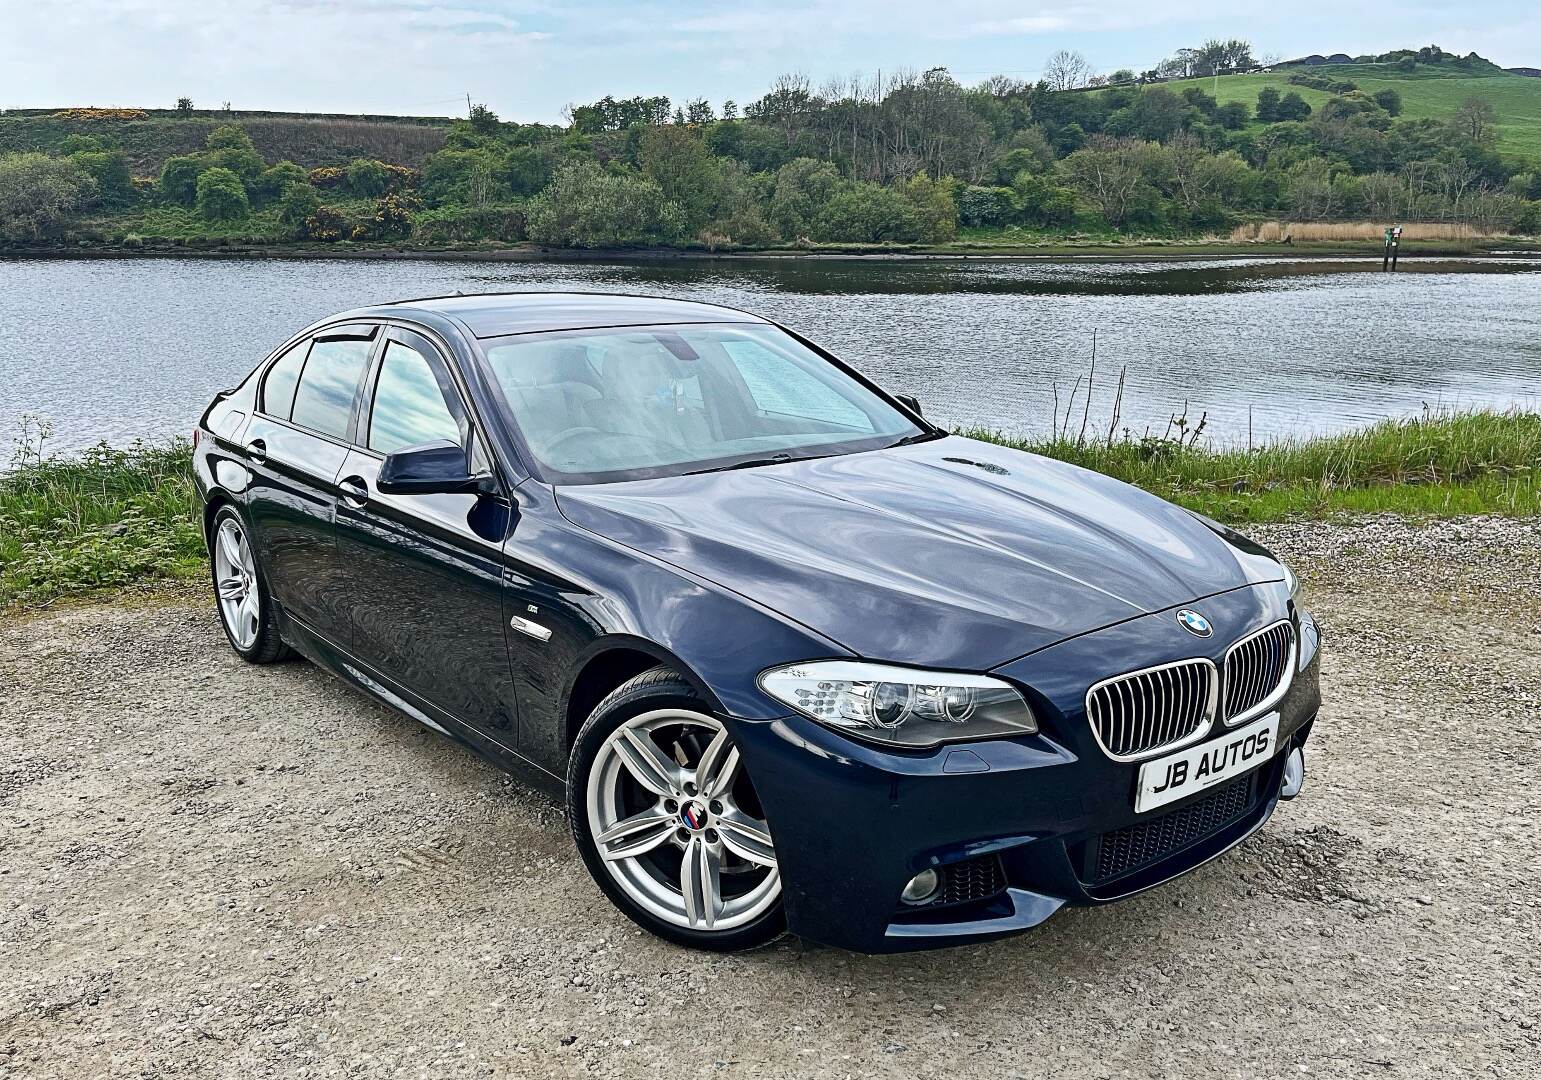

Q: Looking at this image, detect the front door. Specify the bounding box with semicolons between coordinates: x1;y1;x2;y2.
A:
332;327;519;741
243;326;377;642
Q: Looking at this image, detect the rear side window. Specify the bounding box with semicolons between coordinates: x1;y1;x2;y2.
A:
368;341;463;455
260;341;308;419
291;338;373;440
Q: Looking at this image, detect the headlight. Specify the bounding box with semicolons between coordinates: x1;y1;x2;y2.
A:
758;660;1037;748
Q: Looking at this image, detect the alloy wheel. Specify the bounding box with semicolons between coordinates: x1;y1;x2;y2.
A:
213;517;260;651
586;709;779;932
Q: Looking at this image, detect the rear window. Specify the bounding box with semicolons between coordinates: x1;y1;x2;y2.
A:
291;338;373;440
260;341;308;419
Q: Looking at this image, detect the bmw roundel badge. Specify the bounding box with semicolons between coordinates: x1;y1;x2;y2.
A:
1176;608;1213;637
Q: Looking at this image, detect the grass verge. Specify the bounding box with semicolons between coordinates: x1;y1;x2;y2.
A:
1;411;1536;610
0;441;204;609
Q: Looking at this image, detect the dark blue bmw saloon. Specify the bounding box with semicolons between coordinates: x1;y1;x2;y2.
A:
194;292;1321;953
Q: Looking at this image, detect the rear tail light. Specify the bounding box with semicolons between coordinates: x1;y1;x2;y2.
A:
192;427;201;449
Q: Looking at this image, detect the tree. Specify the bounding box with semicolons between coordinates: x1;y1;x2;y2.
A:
901;173;959;242
1256;86;1281;123
68;149;135;208
253;161;307;205
195;167;249;221
685;98;715;124
345;158;391;198
1451;97;1496;143
638;125;720;230
0;152;95;242
1043;50;1094;91
721;99;738;120
1058;139;1159;227
176;97;194;113
468;103;500;135
525;161;684;247
278;182;322;226
159;154;204;206
1371;89;1403;117
767;157;842;239
814;182;921;242
1274;92;1312;122
1216;101;1250;130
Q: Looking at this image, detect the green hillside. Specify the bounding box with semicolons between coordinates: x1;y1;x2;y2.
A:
1157;65;1541;157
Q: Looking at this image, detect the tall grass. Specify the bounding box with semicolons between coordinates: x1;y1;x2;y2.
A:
1229;221;1495;243
967;409;1541;522
0;436;203;608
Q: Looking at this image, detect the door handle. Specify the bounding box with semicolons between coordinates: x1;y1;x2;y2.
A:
338;474;369;508
244;438;267;464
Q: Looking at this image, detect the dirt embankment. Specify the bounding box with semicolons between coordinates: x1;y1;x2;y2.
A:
1;515;1538;1078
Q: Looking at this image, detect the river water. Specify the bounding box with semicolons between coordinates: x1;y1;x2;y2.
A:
1;254;1537;456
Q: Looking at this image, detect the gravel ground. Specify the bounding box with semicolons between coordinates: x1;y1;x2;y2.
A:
1;515;1538;1079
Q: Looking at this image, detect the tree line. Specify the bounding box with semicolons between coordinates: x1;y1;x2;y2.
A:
1;45;1538;249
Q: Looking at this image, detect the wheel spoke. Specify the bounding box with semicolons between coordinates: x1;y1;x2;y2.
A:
613;727;683;798
595;807;676;862
239;593;259;640
680;836;722;929
217;576;244;600
238;535;256;576
716;808;777;868
218;526;243;570
694;728;739;798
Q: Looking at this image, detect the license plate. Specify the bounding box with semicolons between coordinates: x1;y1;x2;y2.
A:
1135;714;1279;814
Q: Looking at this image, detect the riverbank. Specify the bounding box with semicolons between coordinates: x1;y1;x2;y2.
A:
3;411;1537;610
5;235;1539;263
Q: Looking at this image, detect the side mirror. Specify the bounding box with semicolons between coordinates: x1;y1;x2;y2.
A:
896;393;923;417
376;440;482;495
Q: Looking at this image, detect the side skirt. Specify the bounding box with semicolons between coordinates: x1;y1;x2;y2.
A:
277;610;565;801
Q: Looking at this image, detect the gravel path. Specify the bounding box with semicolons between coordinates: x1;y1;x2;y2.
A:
2;515;1538;1079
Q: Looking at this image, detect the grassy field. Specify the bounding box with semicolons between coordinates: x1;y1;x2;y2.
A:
3;411;1537;609
1155;65;1541;158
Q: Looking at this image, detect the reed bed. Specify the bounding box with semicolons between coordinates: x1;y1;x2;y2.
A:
1228;221;1494;243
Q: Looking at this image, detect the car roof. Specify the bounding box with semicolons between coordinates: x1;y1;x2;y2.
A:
341;291;770;340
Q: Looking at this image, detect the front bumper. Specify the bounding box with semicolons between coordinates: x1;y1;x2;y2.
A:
731;591;1322;953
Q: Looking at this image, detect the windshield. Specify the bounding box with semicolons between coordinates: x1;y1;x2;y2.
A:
480;322;925;484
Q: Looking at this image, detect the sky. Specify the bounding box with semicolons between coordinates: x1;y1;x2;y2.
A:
1;1;1538;123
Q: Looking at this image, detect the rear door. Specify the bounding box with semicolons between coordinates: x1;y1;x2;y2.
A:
243;324;379;643
332;326;519;741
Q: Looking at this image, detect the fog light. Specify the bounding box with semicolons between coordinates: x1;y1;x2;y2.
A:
899;868;941;906
1280;747;1305;800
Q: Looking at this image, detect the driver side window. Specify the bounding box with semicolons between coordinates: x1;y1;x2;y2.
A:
368;341;463;455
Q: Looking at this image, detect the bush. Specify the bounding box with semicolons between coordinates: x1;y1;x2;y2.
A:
369;193;417;240
815;183;921;243
194;167;249;221
345;157;391;198
0;152;96;243
525;161;684;248
411;204;528;243
301;205;345;241
251;161;308;205
278;182;322;226
69;149;136;208
159;154;204;206
308;166;345;190
959;185;1015;227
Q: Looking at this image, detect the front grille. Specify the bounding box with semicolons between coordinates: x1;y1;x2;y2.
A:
1086;659;1216;759
1087;774;1255;884
901;854;1007;912
1224;621;1295;723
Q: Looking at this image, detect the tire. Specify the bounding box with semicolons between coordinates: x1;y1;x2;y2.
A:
567;667;786;952
208;504;292;664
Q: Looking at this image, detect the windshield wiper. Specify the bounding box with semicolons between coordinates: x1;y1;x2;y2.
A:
686;454;796;475
884;430;945;449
